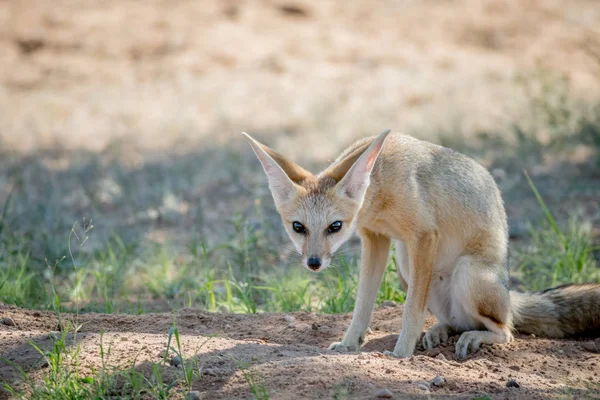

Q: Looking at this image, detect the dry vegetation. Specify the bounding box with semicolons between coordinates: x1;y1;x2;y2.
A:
1;0;600;399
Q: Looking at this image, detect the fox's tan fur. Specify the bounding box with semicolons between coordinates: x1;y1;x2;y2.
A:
244;130;600;359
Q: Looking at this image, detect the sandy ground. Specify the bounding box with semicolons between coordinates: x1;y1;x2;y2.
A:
2;0;600;161
1;304;599;399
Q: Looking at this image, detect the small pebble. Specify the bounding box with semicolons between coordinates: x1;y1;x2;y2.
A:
509;365;520;372
170;356;182;367
375;388;394;398
506;379;520;388
435;353;446;361
432;375;445;387
186;391;202;400
417;383;430;392
120;336;128;342
158;349;168;358
2;317;15;326
284;315;295;328
582;341;597;353
202;367;218;377
381;300;397;308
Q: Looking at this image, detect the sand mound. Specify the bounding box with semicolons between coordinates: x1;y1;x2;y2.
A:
1;304;598;399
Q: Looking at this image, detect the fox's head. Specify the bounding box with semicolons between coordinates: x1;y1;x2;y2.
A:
243;130;390;272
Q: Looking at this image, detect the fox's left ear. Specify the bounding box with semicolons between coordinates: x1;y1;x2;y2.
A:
242;132;311;206
336;129;391;203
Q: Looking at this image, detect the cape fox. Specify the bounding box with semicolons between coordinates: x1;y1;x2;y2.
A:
243;130;600;359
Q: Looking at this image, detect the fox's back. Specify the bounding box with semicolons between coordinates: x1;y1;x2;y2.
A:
355;133;508;261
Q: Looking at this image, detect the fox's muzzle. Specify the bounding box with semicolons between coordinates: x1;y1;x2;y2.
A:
307;256;322;270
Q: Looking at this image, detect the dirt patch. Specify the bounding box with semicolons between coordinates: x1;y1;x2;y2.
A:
2;0;600;158
1;304;598;399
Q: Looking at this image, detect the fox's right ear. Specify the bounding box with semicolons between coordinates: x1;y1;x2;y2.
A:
242;132;309;205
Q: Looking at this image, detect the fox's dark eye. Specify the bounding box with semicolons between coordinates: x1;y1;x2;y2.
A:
327;221;343;234
292;221;307;235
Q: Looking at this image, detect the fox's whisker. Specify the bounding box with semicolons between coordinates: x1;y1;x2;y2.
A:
328;263;341;272
333;249;361;258
335;247;361;254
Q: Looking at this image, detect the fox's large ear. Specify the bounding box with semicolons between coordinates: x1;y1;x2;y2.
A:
242;132;310;205
336;130;391;202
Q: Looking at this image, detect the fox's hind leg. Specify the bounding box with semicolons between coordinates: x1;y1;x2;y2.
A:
452;255;514;360
423;322;454;349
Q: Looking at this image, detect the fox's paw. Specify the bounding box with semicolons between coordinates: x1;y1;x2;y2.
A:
383;348;413;358
328;341;359;353
423;323;450;350
455;331;482;360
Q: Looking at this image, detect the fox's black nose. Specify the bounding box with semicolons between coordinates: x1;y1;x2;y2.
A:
307;257;322;270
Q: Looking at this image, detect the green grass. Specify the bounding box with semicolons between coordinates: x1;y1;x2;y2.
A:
0;251;46;307
517;171;600;290
238;362;269;400
3;322;120;399
2;314;209;399
0;157;597;316
0;207;406;315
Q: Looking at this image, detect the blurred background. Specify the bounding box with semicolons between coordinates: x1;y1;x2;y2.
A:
0;0;599;313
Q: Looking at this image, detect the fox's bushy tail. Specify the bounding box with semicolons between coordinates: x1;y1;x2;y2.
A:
510;283;600;338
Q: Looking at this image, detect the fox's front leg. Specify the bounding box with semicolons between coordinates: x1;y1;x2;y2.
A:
329;230;391;352
385;230;437;358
